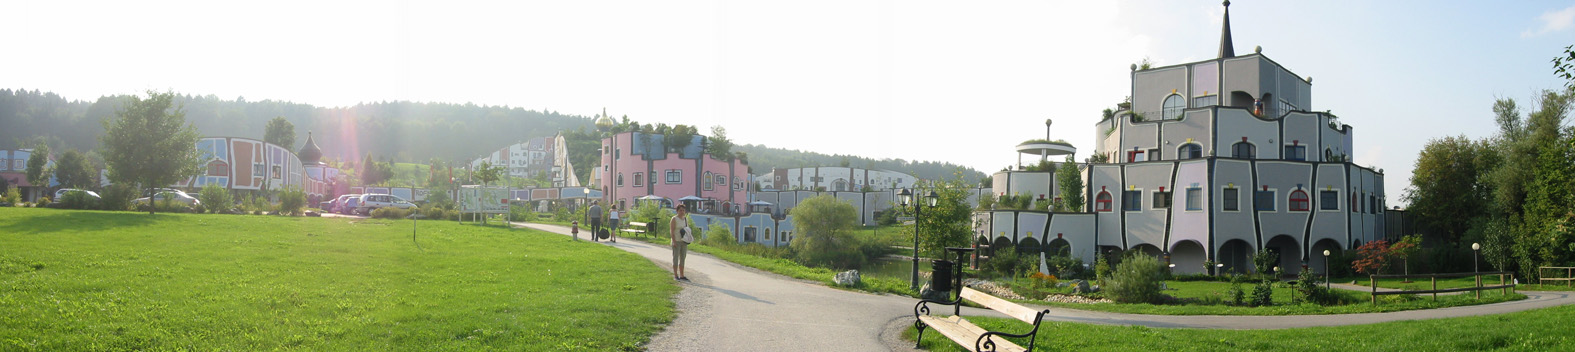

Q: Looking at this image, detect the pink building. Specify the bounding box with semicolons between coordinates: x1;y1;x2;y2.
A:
599;131;748;214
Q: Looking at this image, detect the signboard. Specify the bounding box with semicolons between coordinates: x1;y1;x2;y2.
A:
459;185;511;214
897;216;915;222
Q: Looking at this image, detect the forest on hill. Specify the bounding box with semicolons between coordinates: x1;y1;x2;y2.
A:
0;88;981;185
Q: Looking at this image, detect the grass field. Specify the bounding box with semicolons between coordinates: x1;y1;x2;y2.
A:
0;207;678;351
908;303;1575;351
1020;279;1523;316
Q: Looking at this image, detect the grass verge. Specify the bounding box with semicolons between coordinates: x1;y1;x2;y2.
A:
0;207;677;351
1008;279;1523;315
907;303;1575;351
621;231;917;297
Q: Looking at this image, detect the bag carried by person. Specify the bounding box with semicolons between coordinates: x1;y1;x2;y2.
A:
679;226;694;244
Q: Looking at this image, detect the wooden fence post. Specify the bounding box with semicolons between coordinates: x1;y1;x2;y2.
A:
1371;275;1377;305
1431;276;1437;301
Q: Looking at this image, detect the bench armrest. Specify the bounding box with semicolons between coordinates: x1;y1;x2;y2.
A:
914;297;961;318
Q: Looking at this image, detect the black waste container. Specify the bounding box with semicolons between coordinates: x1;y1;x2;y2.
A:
931;260;954;293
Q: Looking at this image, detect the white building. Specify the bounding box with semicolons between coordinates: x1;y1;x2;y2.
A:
753;167;916;192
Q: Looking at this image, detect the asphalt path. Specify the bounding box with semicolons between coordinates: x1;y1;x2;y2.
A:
502;221;1575;350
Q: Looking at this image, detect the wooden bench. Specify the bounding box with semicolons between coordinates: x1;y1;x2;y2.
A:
914;286;1048;352
622;221;649;237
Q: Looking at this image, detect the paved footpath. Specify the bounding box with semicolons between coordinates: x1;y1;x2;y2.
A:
511;222;1575;350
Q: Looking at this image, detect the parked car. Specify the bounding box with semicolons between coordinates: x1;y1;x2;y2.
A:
54;188;102;200
324;194;358;213
356;194;416;215
133;191;202;207
341;195;365;215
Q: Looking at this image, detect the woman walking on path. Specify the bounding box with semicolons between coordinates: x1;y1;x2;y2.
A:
608;205;622;243
670;204;692;281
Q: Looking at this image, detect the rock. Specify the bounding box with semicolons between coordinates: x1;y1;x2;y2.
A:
919;283;948;301
1071;280;1092;294
834;270;861;286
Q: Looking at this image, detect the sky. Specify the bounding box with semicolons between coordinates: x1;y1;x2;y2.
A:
4;0;1573;205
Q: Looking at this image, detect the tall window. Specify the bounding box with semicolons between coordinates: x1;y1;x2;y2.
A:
617;174;624;187
704;172;714;190
1178;144;1202;159
634;173;643;187
1122;190;1142;211
1254;190;1275;211
1233;142;1256;159
1127;150;1146;162
1161;94;1185;120
1320;190;1338;210
1289;190;1310;211
1152;190;1172;209
1096;191;1113;212
1284;145;1306;161
1223;188;1240;211
666;170;682;184
1369;195;1377;214
1186;187;1202;211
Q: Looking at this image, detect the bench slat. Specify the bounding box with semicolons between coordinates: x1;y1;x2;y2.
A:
918;315;1028;352
960;287;1042;324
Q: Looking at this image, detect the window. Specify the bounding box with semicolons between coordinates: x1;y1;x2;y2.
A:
1186;187;1202;211
1289;190;1310;211
1320;190;1338;210
1232;142;1256;159
1127;151;1146;162
1161;94;1185;120
1254;190;1275;211
1192;95;1218;107
1148;148;1161;161
1178;144;1202;159
1369;195;1377;214
716;174;726;185
1152;190;1172;209
1284;145;1306;161
704;172;713;191
1096;191;1113;212
1351;192;1358;211
1122;190;1142;211
666;170;682;184
617;173;624;187
1223;188;1239;211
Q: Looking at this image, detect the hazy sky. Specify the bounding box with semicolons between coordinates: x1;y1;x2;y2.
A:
4;1;1573;204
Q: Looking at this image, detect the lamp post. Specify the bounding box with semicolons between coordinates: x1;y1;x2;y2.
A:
901;188;939;290
1322;249;1332;290
1472;242;1481;298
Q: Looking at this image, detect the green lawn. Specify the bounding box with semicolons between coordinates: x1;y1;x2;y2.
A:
1015;279;1524;316
0;207;677;351
909;303;1575;351
849;225;907;247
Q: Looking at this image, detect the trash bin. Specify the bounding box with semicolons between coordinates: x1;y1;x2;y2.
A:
932;260;954;293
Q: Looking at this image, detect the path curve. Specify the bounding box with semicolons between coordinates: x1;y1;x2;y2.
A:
511;222;1575;350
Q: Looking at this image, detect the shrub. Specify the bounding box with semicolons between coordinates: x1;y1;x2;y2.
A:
198;183;233;214
371;207;413;219
1094;255;1112;284
1293;267;1338;305
419;205;458;221
700;224;736;247
34;196;51;208
98;184;136;211
3;186;20;206
509;202;536;223
1227;274;1247;305
1046;254;1087;279
790;195;866;269
1249;279;1275;307
1105;252;1166;304
58;190;98;210
276;187;306;216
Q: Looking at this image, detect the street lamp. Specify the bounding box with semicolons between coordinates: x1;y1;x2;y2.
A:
1472;242;1481;297
1322;249;1332;290
902;188;939;290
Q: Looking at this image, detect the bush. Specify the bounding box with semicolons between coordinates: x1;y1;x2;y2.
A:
1249;279;1275;307
700;224;737;247
790;195;866;269
509;202;536;223
198;183;233;214
419;205;458;221
1046;254;1087;279
1293;266;1339;305
58;190;98;210
3;186;20;206
371;207;414;219
1105;252;1166;304
1227;274;1247;306
276;187;306;216
98;184;136;211
34;196;51;208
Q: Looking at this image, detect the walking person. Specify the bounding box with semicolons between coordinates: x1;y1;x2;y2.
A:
608;205;622;243
670;204;693;281
588;201;603;242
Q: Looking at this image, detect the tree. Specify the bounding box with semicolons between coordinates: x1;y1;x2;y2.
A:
1403;136;1489;241
705;126;734;162
24;142;51;193
53;149;94;189
101;91;204;214
789;195;863;268
1056;155;1085;212
1352;240;1393;275
474;160;503;186
1553;45;1575;90
264;116;296;150
900;176;979;258
1392;234;1422;278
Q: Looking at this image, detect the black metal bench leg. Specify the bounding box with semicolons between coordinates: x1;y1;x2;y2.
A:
914;321;926;348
